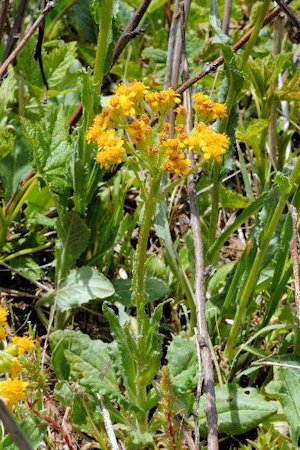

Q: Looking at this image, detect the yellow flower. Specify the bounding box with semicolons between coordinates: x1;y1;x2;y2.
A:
161;137;190;174
12;336;35;355
193;92;227;121
10;359;22;378
95;130;126;168
85;108;112;144
0;378;28;409
108;95;136;116
127;115;152;145
0;306;8;328
115;81;148;100
0;327;7;341
188;123;229;163
146;88;181;115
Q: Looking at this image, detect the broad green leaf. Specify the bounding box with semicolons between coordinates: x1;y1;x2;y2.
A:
0;413;47;450
56;210;90;281
109;277;169;306
126;431;154;450
236;119;269;142
23;107;73;201
266;356;300;446
278;69;300;101
166;335;198;393
220;185;250;209
210;0;230;45
50;329;116;383
55;266;114;311
198;384;277;436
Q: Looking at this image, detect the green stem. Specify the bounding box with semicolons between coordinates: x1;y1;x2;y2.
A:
224;157;300;359
239;0;272;70
2;241;53;263
93;0;114;92
131;174;162;432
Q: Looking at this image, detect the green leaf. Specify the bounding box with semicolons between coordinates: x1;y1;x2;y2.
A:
0;412;47;450
0;128;15;161
126;431;154;450
142;47;167;64
166;335;198;393
103;304;137;399
220;185;250;209
210;0;230;45
266;356;300;446
23;107;73;201
109;277;169;306
50;329;116;383
54;266;114;311
56;210;90;281
278;69;300;101
198;384;277;436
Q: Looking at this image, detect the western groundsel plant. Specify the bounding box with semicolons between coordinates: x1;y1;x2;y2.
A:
85;81;229;436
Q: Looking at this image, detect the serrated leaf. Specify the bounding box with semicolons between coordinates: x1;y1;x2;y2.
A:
23;107;73;201
55;266;114;311
142;47;167;64
0;128;15;161
198;384;277;436
166;335;198;393
220;185;250;209
56;210;90;281
236;119;269;142
210;0;230;45
278;69;300;101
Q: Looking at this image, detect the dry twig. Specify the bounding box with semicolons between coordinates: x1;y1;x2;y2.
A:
177;0;294;94
0;1;56;79
288;204;300;331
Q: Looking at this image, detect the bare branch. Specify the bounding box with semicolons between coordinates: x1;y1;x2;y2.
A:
112;0;152;66
289;204;300;331
222;0;232;35
0;1;56;79
2;0;29;62
177;0;294;94
273;0;300;32
0;0;10;43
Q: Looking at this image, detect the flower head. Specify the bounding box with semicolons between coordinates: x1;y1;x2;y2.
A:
193;92;227;121
12;336;35;355
161;137;190;174
10;358;22;378
127;115;152;145
146;88;181;116
95;130;126;168
188;123;229;163
0;378;28;409
85;108;112;144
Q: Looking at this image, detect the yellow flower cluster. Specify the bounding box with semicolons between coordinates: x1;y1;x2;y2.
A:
12;336;35;355
86;82;229;172
0;378;28;409
0;307;35;409
0;306;8;340
193;92;227;122
189;123;229;163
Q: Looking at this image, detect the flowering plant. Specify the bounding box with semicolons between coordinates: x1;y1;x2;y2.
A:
86;82;229;173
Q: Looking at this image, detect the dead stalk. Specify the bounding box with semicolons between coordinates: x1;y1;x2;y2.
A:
0;1;56;79
181;7;219;449
288;205;300;331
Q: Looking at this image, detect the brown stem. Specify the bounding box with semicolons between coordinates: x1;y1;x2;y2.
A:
289;205;300;332
273;0;300;31
222;0;232;35
177;0;293;94
2;0;28;63
182;9;219;450
0;1;56;79
112;0;152;66
0;0;10;44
